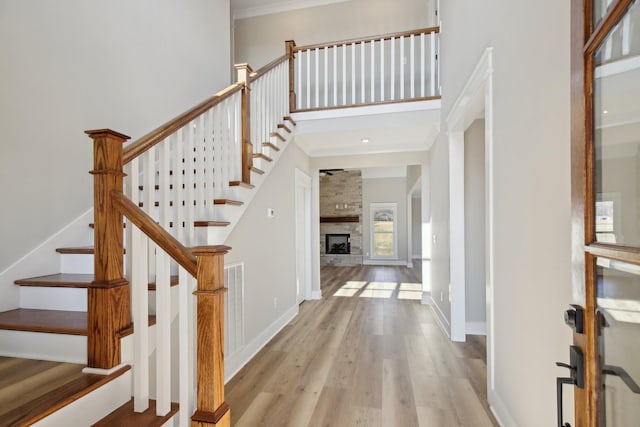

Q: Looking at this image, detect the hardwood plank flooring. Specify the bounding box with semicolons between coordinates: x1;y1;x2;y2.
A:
226;265;498;426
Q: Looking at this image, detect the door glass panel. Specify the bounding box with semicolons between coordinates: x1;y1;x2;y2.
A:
596;257;640;425
593;0;640;247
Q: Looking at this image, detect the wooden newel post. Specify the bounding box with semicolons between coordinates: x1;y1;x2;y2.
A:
191;245;231;427
86;128;132;370
285;40;296;112
235;63;253;185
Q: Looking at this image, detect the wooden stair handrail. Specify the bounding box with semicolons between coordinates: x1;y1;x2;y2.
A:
110;190;199;276
122;83;244;165
249;54;289;82
293;26;440;52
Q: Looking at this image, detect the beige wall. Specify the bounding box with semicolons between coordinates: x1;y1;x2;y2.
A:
225;142;311;343
362;177;408;263
234;0;431;69
0;0;232;279
431;0;573;424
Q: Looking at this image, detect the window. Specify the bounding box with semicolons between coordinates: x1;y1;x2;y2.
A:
370;203;397;259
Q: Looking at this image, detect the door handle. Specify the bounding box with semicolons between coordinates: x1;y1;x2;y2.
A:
564;304;584;334
556;346;584;427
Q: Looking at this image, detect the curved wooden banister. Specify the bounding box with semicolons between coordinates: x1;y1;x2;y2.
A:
293;26;440;52
123;83;244;165
110;190;198;276
250;54;289;82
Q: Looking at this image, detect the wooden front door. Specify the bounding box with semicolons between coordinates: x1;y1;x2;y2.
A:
571;0;640;425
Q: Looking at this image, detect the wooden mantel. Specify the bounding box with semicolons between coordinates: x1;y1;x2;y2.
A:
320;216;359;223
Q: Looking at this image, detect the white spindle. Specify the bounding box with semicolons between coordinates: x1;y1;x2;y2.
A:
306;49;311;109
176;128;185;241
342;44;347;105
380;38;385;102
351;43;356;104
622;13;631;55
213;107;223;200
430;33;436;96
315;48;320;108
370;40;375;102
324;47;328;107
195;116;206;218
391;37;396;100
420;32;426;97
155;248;171;416
297;53;302;110
186;120;196;246
131;223;149;413
400;35;405;99
143;148;156;282
178;265;191;426
333;45;337;107
410;34;415;98
361;41;365;103
206;109;216;205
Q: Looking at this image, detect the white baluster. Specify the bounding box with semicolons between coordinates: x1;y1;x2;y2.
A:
430;33;436;96
410;34;415;98
420;32;426;97
324;47;328;107
195;115;206;219
400;35;405;99
380;38;385;102
143;148;156;282
622;13;631;56
186;120;196;246
333;45;337;107
297;52;302;110
155;248;171;416
176;128;185;241
178;264;191;427
306;49;311;109
351;43;356;104
315;48;320;108
213;106;223;201
342;44;347;105
370;40;375;103
361;41;365;103
132;223;149;413
206;109;216;207
391;37;396;101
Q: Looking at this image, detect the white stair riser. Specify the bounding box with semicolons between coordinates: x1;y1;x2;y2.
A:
32;369;131;427
0;330;86;363
20;287;87;311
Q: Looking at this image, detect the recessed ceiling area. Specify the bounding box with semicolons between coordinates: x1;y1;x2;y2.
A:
292;102;440;157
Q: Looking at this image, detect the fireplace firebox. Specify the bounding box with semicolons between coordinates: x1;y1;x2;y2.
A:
326;234;351;254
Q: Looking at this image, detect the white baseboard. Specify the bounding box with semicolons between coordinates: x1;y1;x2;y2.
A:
428;296;451;338
466;321;487;336
311;290;322;300
488;389;518;427
225;304;299;382
363;259;407;266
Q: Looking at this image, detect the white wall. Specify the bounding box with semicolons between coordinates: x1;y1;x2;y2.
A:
464;119;486;326
411;198;422;258
362;177;408;263
431;1;573;425
0;1;231;303
225;142;311;346
234;0;430;69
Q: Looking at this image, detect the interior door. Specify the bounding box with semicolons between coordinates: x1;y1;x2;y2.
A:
571;0;640;425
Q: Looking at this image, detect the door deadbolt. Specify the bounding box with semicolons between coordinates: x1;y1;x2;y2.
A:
564;304;584;334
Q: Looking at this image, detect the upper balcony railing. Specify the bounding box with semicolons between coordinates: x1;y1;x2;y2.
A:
286;27;440;112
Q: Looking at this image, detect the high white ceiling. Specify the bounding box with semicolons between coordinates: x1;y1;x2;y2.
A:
232;0;350;19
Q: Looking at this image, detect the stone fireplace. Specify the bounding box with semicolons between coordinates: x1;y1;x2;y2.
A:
320;170;363;266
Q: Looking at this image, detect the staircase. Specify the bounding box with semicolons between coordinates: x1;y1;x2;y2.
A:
0;56;295;426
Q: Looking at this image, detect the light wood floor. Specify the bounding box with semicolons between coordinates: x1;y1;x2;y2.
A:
226;265;498;426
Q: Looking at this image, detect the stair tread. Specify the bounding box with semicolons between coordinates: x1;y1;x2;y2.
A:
229;180;255;189
56;246;96;254
15;273;178;290
284;115;297;126
0;309;88;335
194;220;231;227
270;131;286;142
93;399;178;427
0;362;130;427
15;273;94;288
253;153;273;162
262;142;281;152
214;199;244;206
251;166;265;175
277;123;292;133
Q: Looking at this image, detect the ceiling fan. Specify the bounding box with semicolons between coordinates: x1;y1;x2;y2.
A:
319;168;345;176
